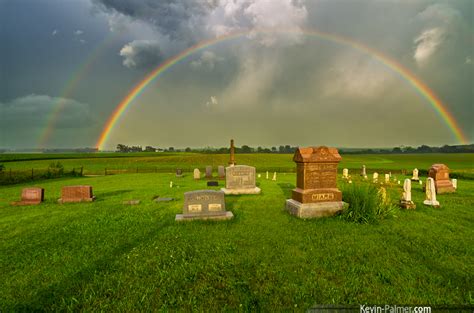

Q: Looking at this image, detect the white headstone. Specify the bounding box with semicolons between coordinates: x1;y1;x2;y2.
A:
266;171;269;179
169;181;173;188
373;172;379;182
384;174;390;183
361;165;366;176
258;174;261;178
193;168;200;180
411;168;419;181
402;179;412;202
342;168;349;179
452;178;457;189
423;177;440;207
419;180;423;185
398;180;401;185
272;172;277;181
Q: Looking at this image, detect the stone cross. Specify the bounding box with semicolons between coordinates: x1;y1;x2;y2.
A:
193;168;200;180
228;139;236;166
342;168;349;179
423;177;440;207
411;168;419;181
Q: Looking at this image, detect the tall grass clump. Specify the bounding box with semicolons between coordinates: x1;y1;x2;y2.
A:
341;183;396;224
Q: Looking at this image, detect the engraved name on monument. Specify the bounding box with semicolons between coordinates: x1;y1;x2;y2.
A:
221;165;261;195
176;190;233;221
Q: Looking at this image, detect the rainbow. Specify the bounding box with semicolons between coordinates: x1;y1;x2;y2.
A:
95;28;469;149
37;33;119;148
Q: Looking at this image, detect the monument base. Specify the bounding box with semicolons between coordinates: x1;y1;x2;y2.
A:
175;211;234;221
399;200;416;209
11;200;41;206
423;200;440;207
285;199;347;219
221;187;261;195
58;196;95;204
411;178;419;181
436;185;456;194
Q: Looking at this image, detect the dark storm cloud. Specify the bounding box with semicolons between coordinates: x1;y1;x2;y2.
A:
0;94;95;129
119;40;164;69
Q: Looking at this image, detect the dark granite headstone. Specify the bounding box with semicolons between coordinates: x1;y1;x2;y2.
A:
205;166;212;179
176;168;183;177
207;181;219;187
176;190;233;221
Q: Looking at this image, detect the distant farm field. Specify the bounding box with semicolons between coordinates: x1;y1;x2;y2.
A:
1;153;473;175
0;153;473;311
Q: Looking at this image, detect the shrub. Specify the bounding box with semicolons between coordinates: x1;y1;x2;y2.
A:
0;164;4;172
341;183;396;224
45;161;64;178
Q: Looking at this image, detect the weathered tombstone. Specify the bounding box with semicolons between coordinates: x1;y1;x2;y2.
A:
221;165;261;195
342;168;349;179
58;185;95;203
176;168;183;177
193;168;201;180
176;190;233;221
384;174;390;183
272;172;277;181
154;197;174;202
419;180;423;185
400;179;416;209
423;177;440;207
12;187;44;206
285;146;347;218
205;166;213;179
266;171;269;179
373;172;379;183
428;164;455;193
207;181;219;187
398;180;401;185
218;166;225;179
360;165;366;176
411;168;419;181
123;200;140;205
452;178;457;190
228;139;236;166
169;181;173;188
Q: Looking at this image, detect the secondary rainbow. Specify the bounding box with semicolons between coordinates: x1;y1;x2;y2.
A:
37;32;119;148
96;28;469;149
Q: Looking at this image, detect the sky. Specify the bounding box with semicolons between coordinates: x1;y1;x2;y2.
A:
0;0;473;150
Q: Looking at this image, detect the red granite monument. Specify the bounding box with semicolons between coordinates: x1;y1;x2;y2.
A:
286;146;346;218
58;185;95;203
11;187;44;205
428;164;455;194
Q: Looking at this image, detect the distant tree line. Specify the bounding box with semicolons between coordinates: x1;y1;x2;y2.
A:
115;143;473;154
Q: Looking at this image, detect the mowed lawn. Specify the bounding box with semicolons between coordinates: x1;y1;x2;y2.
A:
0;169;473;310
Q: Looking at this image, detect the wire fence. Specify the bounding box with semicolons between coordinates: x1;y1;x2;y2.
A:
1;166;471;186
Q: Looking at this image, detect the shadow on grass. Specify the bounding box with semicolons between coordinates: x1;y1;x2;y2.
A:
277;183;294;198
12;220;172;311
94;189;133;200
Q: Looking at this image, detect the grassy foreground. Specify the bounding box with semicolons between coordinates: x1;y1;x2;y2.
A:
0;171;473;311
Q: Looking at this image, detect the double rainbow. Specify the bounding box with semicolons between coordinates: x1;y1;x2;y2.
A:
95;28;469;149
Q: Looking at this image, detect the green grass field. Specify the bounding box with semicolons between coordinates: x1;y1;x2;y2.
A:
0;153;473;311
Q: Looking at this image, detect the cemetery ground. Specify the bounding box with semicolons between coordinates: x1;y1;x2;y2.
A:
0;154;473;311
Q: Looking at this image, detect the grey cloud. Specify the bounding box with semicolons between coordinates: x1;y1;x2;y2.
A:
0;94;95;129
119;40;163;69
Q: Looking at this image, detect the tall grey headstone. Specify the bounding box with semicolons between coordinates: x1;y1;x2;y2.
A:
218;166;225;179
205;166;212;179
221;165;261;195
